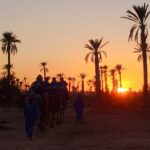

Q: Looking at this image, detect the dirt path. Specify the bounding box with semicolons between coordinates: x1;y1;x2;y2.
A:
1;107;150;150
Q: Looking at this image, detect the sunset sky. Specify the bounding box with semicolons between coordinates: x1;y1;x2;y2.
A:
0;0;150;91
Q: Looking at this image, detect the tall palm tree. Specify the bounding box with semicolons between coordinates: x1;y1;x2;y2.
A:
40;62;48;81
110;69;116;92
103;65;109;92
1;32;21;86
78;73;87;95
85;38;109;96
122;3;150;94
115;64;125;88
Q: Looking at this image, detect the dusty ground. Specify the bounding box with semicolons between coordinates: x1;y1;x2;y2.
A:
1;106;150;150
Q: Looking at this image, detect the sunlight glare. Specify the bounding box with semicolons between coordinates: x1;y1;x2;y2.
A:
118;87;127;93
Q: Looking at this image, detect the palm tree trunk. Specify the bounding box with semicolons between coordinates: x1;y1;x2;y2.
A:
112;75;115;92
95;53;100;96
141;25;148;94
119;72;122;88
100;69;104;92
104;72;108;92
44;67;46;81
68;82;71;93
81;79;84;95
7;44;11;87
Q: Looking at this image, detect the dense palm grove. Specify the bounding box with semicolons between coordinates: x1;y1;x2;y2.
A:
0;3;150;112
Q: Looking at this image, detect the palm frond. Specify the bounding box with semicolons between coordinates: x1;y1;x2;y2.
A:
128;24;138;41
40;62;47;67
98;52;102;62
134;28;140;42
100;41;109;49
121;16;138;23
137;54;142;62
85;52;93;63
145;11;150;21
101;51;107;58
85;44;94;51
99;37;103;46
88;39;99;51
78;73;87;79
127;10;139;21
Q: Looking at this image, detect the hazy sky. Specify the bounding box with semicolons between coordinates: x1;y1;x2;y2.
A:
0;0;150;91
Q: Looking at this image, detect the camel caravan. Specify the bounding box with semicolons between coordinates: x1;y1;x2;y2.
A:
24;75;69;139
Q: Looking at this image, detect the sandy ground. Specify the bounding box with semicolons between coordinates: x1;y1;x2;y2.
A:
1;107;150;150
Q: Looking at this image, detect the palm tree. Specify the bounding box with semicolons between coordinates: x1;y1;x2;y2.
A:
40;62;48;81
1;32;21;86
110;69;116;92
2;64;13;74
78;73;87;95
87;79;94;92
71;77;76;92
134;44;150;62
2;64;15;82
23;77;27;91
115;64;125;88
67;77;72;93
16;78;20;87
72;77;76;87
122;3;150;94
85;38;109;96
103;65;109;92
19;81;23;89
100;66;104;92
56;73;64;81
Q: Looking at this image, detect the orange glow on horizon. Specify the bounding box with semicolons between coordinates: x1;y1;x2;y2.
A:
118;87;128;93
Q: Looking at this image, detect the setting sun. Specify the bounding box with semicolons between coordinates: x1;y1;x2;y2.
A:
118;87;128;93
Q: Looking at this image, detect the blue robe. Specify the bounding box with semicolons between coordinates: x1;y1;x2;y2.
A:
24;97;38;138
74;96;84;121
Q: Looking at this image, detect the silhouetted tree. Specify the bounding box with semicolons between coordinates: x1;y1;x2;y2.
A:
67;77;72;93
103;65;109;92
72;77;76;86
110;69;116;92
56;73;64;81
40;62;48;81
71;77;76;92
19;81;23;89
0;32;21;86
122;3;150;94
87;79;94;92
100;66;104;92
85;38;108;96
115;64;125;88
2;64;16;83
78;73;87;95
23;77;27;91
16;78;20;87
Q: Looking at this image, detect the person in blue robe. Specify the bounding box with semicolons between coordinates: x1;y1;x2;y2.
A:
74;93;84;122
24;91;39;139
